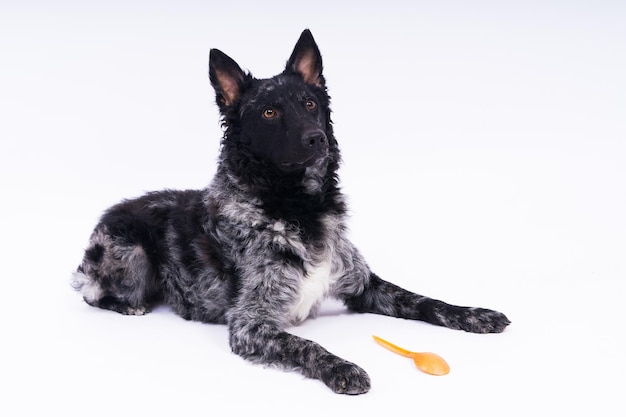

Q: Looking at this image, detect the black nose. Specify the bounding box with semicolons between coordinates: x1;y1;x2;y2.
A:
302;130;327;149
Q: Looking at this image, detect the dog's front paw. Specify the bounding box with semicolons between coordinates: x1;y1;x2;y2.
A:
458;307;511;333
321;361;371;395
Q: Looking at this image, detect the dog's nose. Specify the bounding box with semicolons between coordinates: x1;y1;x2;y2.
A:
302;130;327;149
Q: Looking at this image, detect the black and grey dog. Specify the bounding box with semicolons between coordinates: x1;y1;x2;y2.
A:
72;29;510;394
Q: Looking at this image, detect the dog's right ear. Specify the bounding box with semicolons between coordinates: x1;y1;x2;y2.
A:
209;49;247;108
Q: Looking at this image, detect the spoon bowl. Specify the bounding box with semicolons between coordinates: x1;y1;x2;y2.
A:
372;335;450;376
411;351;450;376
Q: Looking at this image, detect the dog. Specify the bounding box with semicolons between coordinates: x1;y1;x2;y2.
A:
72;29;510;394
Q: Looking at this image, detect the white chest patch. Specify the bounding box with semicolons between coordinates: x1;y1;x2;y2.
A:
290;259;333;324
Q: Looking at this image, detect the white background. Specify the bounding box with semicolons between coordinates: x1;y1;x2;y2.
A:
2;0;625;415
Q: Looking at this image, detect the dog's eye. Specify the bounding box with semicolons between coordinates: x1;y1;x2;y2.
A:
305;100;316;111
263;108;277;119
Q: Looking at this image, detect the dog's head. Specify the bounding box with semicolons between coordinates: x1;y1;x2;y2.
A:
209;30;337;179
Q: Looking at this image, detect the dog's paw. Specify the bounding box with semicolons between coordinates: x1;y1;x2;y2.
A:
457;308;511;333
122;305;148;316
321;361;371;395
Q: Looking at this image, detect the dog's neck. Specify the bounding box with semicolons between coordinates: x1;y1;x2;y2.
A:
213;143;347;241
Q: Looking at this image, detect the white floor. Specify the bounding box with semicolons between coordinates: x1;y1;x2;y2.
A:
2;1;625;416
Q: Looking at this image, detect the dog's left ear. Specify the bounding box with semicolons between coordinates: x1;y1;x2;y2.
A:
285;29;324;87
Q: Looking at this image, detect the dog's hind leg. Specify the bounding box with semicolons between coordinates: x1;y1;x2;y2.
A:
72;225;159;316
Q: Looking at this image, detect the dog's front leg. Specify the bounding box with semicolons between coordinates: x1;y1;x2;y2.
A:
342;272;511;333
227;317;371;394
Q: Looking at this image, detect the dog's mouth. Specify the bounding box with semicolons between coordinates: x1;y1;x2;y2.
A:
280;151;327;171
280;158;313;169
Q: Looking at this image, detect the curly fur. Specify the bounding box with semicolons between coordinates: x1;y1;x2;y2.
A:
72;29;510;394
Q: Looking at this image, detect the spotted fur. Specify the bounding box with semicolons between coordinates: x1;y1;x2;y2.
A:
72;29;510;394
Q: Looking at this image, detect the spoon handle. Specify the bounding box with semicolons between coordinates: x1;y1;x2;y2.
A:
372;335;416;358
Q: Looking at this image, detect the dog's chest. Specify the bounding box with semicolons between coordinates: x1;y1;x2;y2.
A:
268;218;341;324
290;257;334;324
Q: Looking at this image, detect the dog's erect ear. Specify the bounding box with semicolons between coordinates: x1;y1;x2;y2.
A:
209;49;247;107
285;29;324;87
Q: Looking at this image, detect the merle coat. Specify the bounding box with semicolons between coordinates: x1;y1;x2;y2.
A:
72;29;510;394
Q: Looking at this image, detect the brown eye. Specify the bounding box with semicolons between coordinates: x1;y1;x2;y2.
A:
305;100;316;110
263;108;277;119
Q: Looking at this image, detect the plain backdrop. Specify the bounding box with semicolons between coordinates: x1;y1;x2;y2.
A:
1;1;625;415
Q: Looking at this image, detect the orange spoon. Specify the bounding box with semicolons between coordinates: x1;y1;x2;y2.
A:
372;335;450;376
